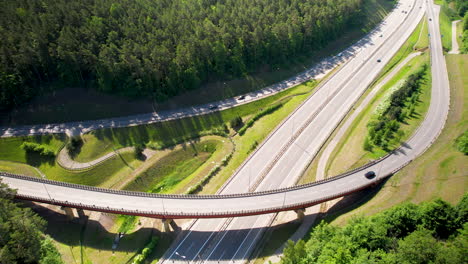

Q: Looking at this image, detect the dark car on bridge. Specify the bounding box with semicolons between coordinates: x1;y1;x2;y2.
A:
365;171;376;179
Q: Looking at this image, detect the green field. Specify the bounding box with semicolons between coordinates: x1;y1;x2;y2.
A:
326;54;467;226
0;160;42;177
124;140;217;193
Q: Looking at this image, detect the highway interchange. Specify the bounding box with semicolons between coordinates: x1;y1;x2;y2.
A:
0;0;451;263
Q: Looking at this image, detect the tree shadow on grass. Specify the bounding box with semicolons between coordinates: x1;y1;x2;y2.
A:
93;111;226;151
24;151;55;167
22;201;167;255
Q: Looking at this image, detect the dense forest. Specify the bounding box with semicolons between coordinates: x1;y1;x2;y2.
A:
0;0;370;111
280;196;468;264
0;180;63;264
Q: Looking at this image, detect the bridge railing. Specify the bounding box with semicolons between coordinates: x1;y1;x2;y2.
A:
1;151;392;201
15;178;379;218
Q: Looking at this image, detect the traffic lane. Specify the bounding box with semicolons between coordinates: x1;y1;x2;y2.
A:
163;218;228;263
201;214;272;263
231;0;420;196
220;0;418;197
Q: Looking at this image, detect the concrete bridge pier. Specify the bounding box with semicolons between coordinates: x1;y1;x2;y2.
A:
61;206;76;220
294;208;306;221
162;219;173;232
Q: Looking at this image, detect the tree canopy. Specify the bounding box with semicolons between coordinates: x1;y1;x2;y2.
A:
0;0;369;110
0;180;63;264
280;196;468;264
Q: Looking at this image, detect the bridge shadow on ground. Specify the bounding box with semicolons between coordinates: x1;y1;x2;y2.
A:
19;180;388;263
20;201;177;263
314;177;390;228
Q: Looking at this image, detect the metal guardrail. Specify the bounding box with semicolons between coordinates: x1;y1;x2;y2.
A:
14;178;385;218
0;152;389;201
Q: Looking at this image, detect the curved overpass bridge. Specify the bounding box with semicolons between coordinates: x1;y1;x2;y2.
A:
0;0;449;221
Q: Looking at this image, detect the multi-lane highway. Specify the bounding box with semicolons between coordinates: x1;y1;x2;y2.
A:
0;0;451;263
160;0;427;262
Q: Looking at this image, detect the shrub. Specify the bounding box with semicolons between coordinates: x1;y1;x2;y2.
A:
66;136;82;154
363;137;373;152
134;144;145;158
21;142;55;157
455;131;468;155
230;116;243;129
132;236;159;264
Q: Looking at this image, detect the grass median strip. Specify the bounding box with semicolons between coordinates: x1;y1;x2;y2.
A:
326;53;430;176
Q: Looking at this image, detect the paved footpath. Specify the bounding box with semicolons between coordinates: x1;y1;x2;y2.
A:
449;20;461;54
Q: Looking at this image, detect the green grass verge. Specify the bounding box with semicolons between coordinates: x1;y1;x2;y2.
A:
456;18;464;50
414;18;429;50
0;160;41;177
326;53;430;176
123;140;218;193
379;17;425;78
0;134;65;163
44;151;142;186
252;221;301;264
74;133;115;162
438;3;454;51
326;54;467;226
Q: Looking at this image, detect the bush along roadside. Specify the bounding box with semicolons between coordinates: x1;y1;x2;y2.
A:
364;64;428;152
131;236;159;264
455;130;468;155
20;142;56;157
238;103;283;136
185;151;233;194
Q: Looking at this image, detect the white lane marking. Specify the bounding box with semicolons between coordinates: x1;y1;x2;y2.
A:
227;216;263;263
166;219;221;262
237;218;271;263
190;219;231;263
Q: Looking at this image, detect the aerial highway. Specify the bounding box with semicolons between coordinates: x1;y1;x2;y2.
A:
160;0;428;262
0;0;451;262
